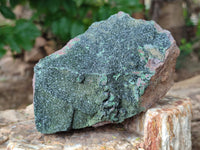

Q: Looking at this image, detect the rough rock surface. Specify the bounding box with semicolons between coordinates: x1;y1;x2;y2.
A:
33;11;180;134
0;96;192;150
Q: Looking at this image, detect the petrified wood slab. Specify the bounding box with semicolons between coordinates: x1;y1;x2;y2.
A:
168;75;200;150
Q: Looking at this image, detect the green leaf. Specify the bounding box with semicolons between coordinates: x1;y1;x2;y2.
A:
98;6;111;20
13;20;40;51
51;21;59;35
0;44;6;58
59;18;70;33
14;20;41;38
15;37;33;50
77;6;88;18
0;49;6;58
46;1;60;13
51;17;70;40
132;4;144;12
70;21;85;38
10;0;21;7
0;25;13;38
84;0;105;6
82;18;92;25
0;5;16;19
0;0;6;6
63;1;77;17
73;0;84;7
180;38;192;56
196;21;200;37
0;20;38;53
181;38;186;44
7;36;21;53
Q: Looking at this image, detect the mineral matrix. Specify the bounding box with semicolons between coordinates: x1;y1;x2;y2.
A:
33;11;171;134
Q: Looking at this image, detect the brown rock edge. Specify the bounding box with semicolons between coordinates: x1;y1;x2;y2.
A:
140;24;180;111
0;96;191;150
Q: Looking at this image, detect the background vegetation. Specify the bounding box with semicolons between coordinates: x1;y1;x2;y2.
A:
0;0;143;56
0;0;200;69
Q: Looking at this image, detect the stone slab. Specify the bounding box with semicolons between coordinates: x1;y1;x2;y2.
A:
0;96;191;150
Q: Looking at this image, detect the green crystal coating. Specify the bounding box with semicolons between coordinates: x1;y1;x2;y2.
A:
34;12;171;134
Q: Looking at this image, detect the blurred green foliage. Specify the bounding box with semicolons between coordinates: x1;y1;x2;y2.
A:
197;20;200;37
176;6;200;69
0;0;143;57
195;20;200;58
176;38;193;69
176;18;200;68
0;19;41;57
176;38;191;68
183;8;194;27
180;39;193;56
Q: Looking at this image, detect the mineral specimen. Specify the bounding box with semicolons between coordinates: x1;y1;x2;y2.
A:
33;11;180;134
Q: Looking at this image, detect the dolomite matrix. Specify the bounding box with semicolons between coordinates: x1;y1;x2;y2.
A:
33;11;180;134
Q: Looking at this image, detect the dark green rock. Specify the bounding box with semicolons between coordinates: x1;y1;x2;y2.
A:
33;12;171;134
